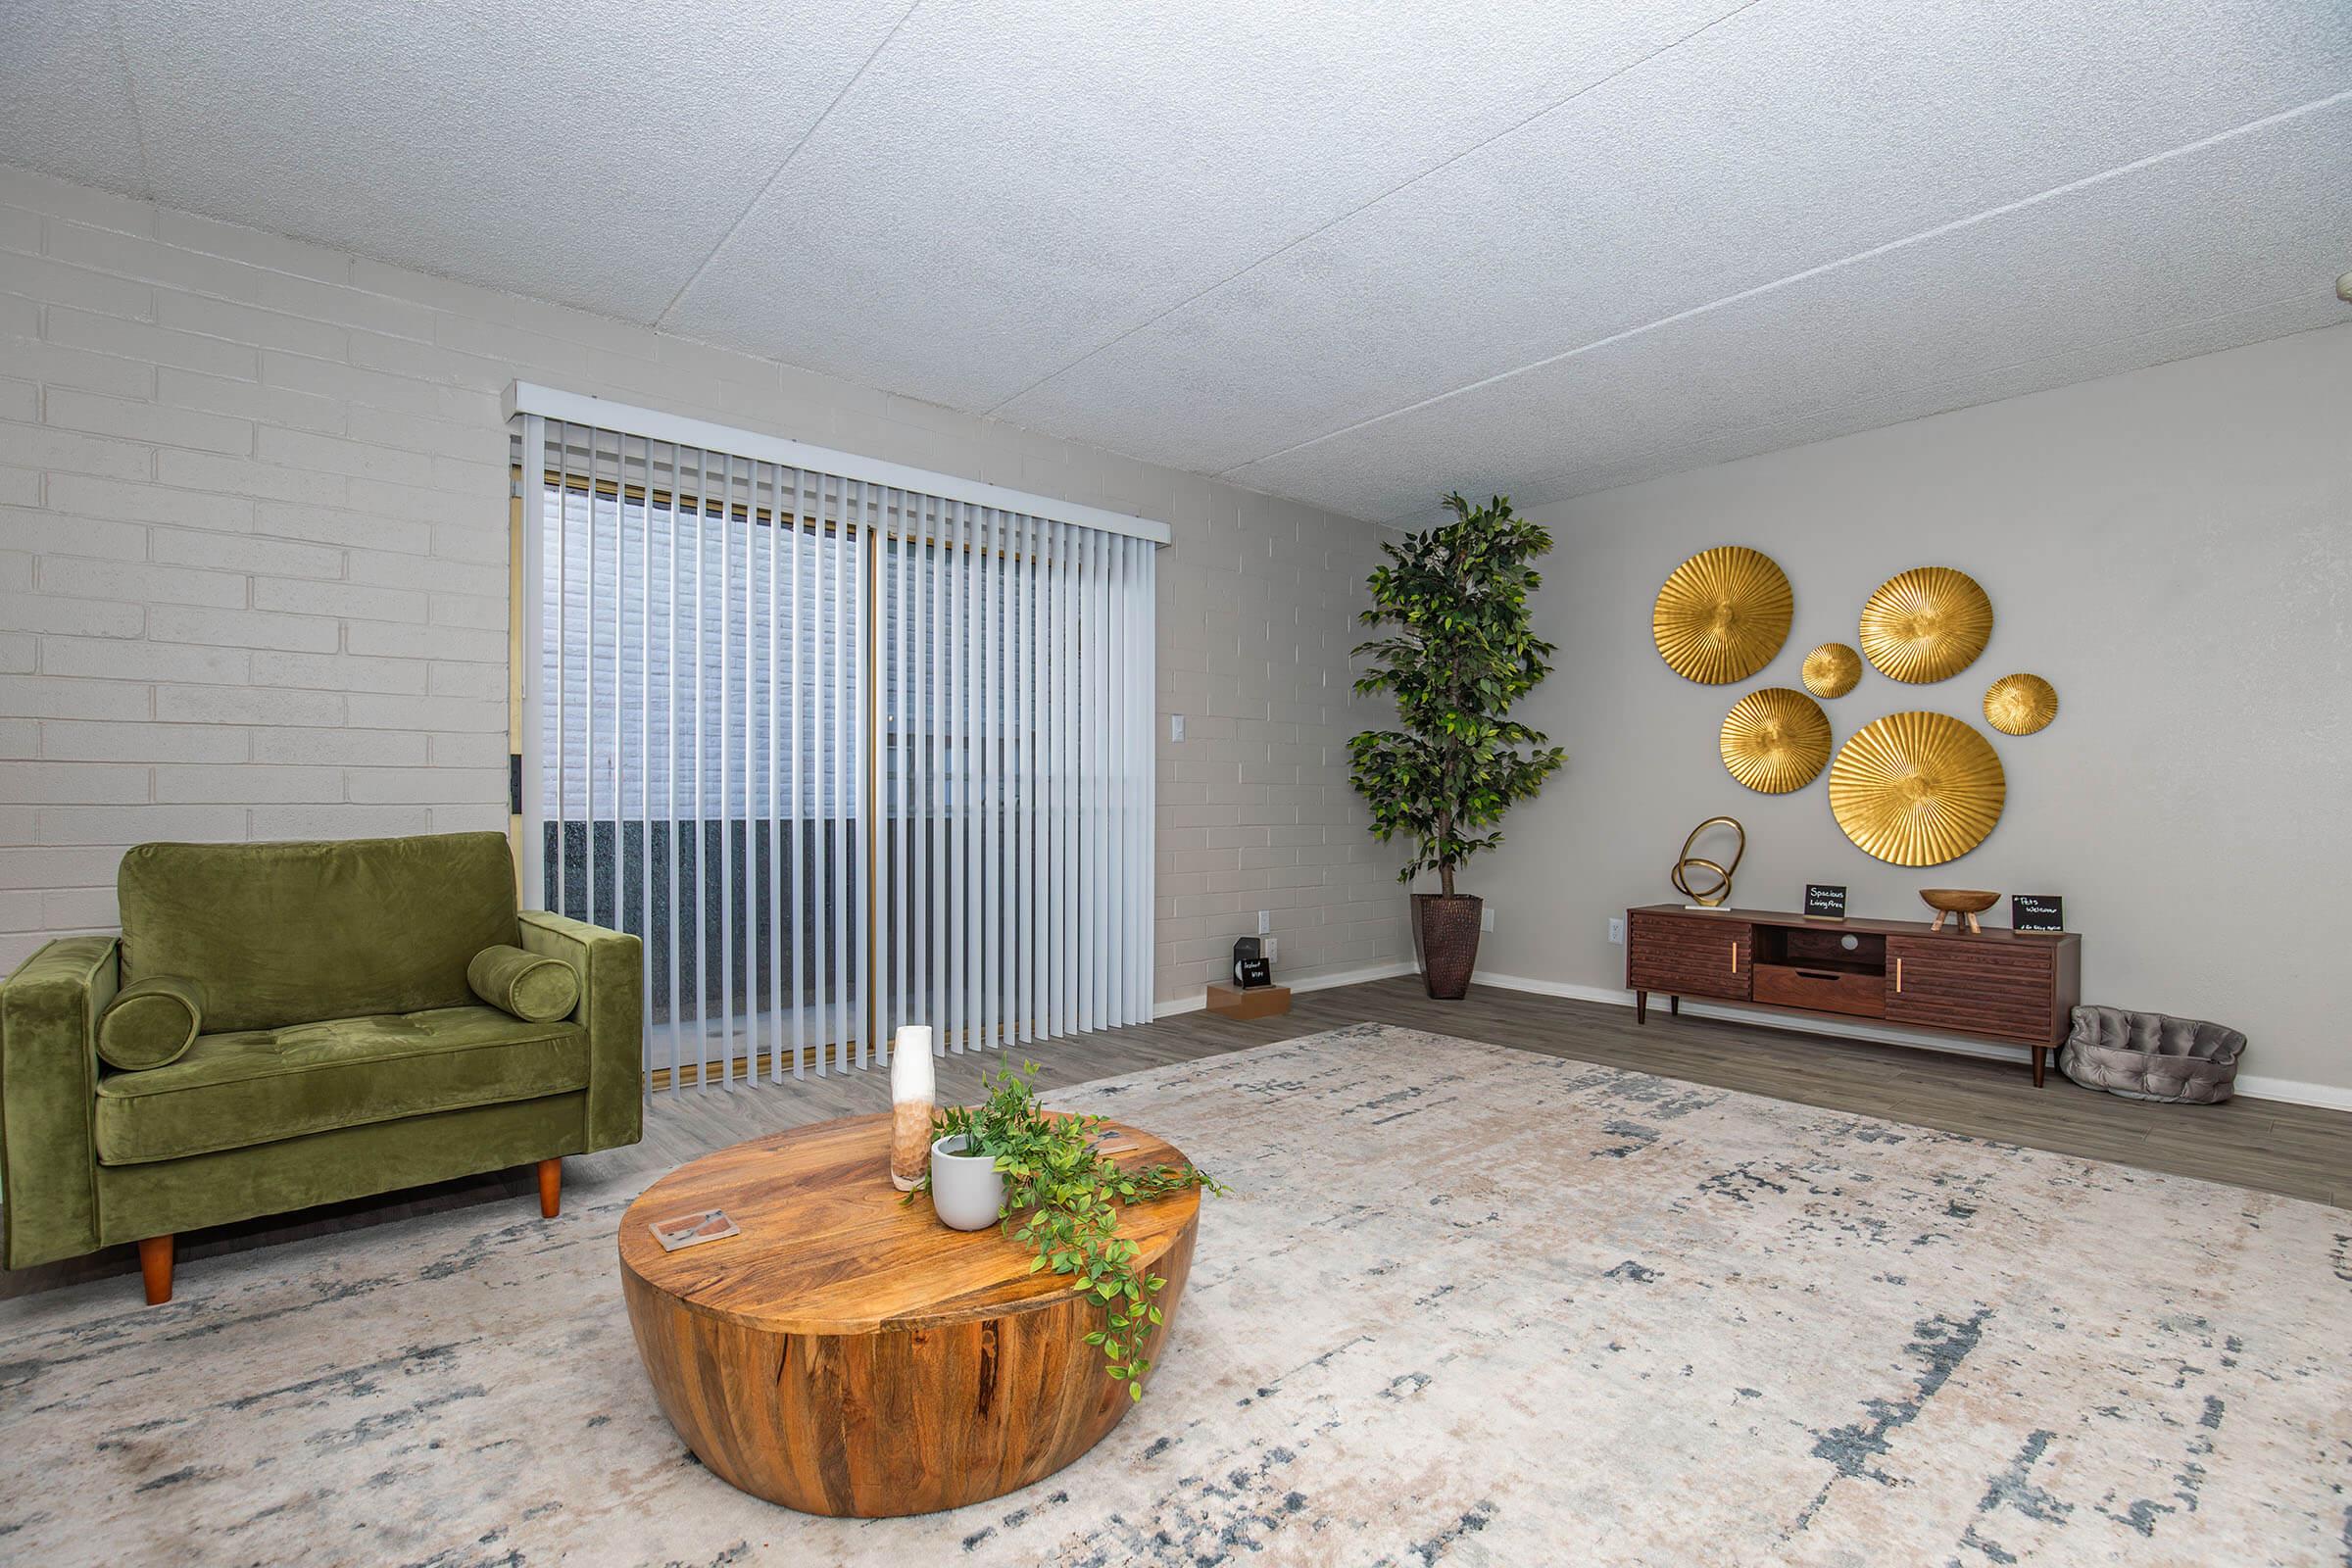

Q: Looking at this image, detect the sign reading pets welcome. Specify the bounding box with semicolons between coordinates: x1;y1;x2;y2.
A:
2010;895;2064;933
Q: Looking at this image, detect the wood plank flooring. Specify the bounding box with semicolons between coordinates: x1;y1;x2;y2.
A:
7;977;2345;1300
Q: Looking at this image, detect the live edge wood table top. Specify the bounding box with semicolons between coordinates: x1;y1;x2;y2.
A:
618;1111;1200;1517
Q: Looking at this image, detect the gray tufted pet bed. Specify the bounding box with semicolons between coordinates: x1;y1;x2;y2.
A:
2059;1005;2246;1103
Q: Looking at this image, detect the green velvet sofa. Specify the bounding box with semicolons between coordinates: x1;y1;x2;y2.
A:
0;832;642;1303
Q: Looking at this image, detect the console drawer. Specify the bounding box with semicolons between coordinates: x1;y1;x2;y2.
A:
1751;962;1886;1019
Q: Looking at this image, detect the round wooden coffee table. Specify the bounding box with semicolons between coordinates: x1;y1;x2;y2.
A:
618;1111;1200;1517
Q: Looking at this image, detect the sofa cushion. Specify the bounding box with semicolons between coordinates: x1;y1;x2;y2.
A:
467;944;579;1023
97;974;203;1070
94;1005;588;1165
118;832;519;1034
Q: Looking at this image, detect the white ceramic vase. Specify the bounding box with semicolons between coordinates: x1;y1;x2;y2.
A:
928;1134;1005;1231
888;1025;935;1193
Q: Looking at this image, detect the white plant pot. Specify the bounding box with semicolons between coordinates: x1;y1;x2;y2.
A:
929;1134;1005;1232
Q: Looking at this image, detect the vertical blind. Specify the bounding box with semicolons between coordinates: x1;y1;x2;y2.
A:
514;404;1157;1090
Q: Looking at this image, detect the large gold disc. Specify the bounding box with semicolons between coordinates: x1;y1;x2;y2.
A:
1653;547;1792;684
1720;688;1832;793
1984;672;2058;735
1802;642;1862;698
1829;711;2005;865
1858;567;1992;683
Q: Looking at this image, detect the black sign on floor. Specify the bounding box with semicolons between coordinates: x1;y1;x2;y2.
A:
2010;895;2064;933
1804;884;1847;919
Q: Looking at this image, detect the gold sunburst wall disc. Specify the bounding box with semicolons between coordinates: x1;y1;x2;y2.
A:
1720;688;1832;794
1829;711;2006;865
1858;566;1993;683
1984;672;2058;735
1653;546;1792;684
1802;642;1862;698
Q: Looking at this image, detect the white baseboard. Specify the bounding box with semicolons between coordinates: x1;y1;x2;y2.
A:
2230;1074;2352;1112
1152;959;1419;1020
1466;969;2352;1112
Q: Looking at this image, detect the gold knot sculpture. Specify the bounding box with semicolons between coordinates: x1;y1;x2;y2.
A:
1672;815;1746;907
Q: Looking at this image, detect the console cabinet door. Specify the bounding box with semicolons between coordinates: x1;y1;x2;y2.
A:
1628;912;1752;1001
1886;937;2055;1042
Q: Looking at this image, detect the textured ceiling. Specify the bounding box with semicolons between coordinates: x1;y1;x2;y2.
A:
5;1;2348;523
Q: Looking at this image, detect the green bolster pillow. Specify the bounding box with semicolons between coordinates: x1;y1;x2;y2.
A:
98;974;205;1070
468;944;580;1023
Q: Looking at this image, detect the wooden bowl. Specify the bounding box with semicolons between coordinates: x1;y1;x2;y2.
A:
1920;888;1999;916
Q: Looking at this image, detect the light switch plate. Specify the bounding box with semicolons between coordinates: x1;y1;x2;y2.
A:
1169;713;1185;742
1256;909;1271;935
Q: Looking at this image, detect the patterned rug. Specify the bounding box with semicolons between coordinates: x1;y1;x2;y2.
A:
2;1024;2346;1567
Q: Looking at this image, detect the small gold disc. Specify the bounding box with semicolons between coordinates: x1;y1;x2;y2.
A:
1984;673;2058;735
1802;642;1862;698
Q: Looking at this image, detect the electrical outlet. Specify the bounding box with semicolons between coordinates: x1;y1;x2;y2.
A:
1608;916;1626;945
1169;713;1185;742
1261;936;1279;964
1256;909;1271;936
1480;906;1494;932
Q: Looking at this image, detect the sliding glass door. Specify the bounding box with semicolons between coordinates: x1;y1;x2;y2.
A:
516;409;1154;1092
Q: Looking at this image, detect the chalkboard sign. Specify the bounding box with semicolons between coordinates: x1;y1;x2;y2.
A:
1804;884;1848;919
2010;895;2064;933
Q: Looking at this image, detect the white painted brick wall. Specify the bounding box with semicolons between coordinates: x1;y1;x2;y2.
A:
0;164;1410;996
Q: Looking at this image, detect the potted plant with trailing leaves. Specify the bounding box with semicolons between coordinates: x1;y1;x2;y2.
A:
1348;492;1565;999
912;1060;1224;1399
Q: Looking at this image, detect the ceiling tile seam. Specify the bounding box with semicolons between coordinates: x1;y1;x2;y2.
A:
1376;290;2333;522
976;0;1769;418
1219;85;2352;482
652;0;925;331
105;0;155;199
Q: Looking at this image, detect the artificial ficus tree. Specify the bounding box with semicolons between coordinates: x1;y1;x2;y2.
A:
1348;492;1566;896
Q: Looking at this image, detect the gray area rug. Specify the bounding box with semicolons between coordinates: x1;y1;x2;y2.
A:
2;1024;2346;1566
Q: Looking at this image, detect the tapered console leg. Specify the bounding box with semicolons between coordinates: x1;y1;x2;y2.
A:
538;1157;563;1218
1669;995;1680;1016
1636;990;1647;1025
138;1235;174;1305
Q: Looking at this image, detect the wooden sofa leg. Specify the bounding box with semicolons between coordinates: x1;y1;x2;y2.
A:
538;1157;562;1219
138;1235;174;1305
